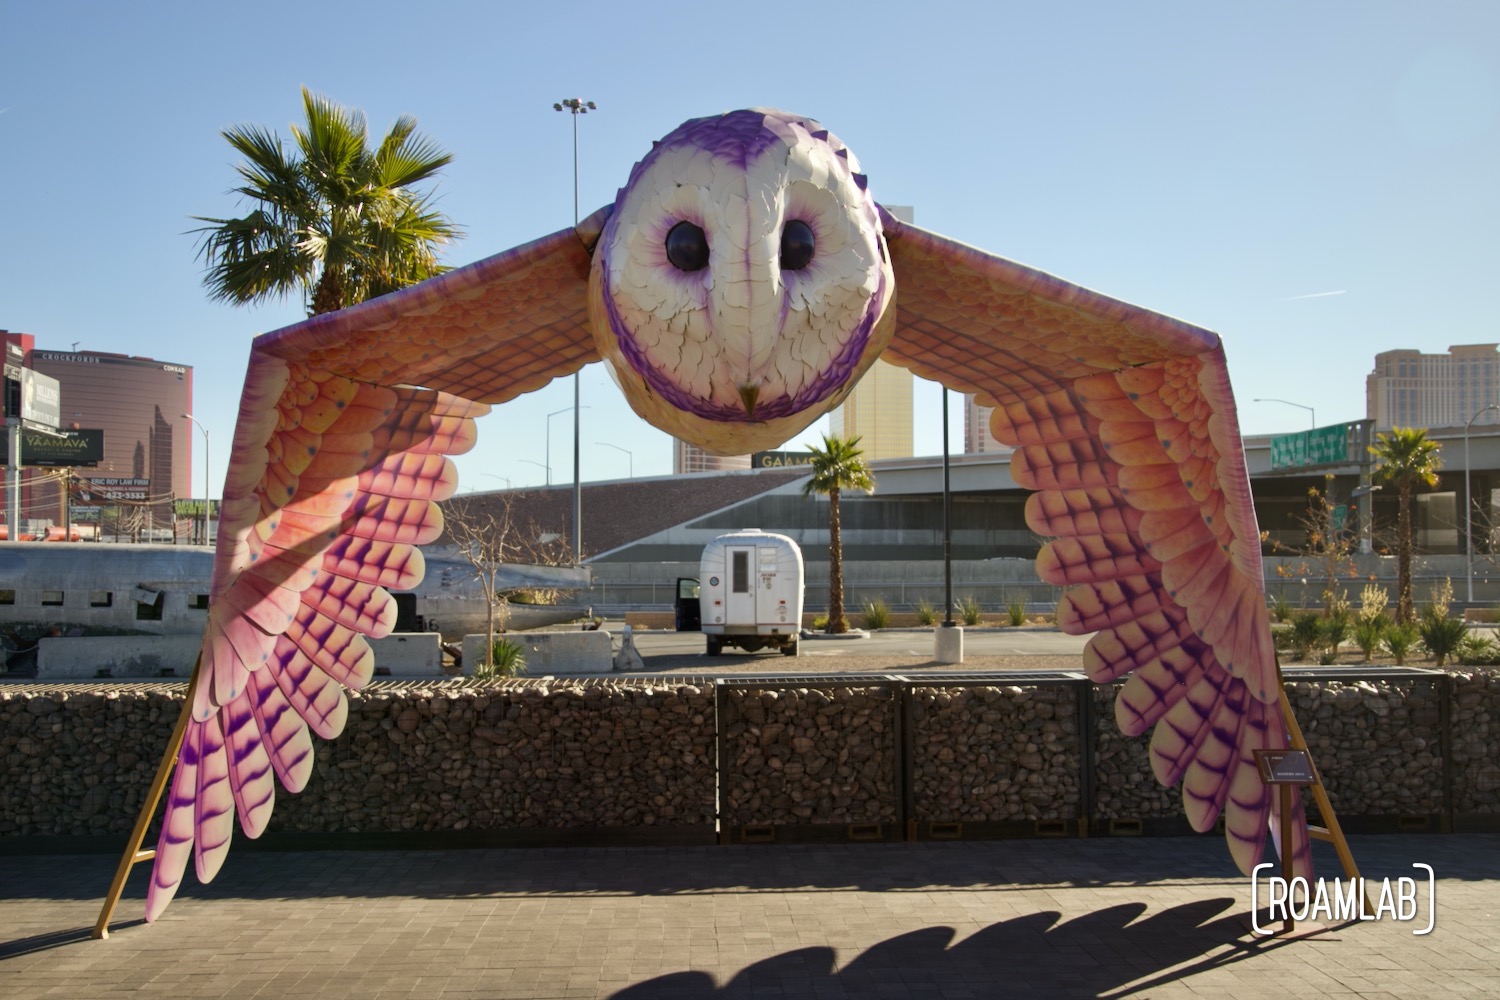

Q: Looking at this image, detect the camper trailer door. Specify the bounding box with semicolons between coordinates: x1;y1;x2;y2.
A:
726;545;756;625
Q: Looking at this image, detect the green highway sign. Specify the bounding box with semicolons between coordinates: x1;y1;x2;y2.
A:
1270;423;1361;471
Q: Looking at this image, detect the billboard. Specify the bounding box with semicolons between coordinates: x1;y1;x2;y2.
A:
77;477;151;501
19;369;61;429
21;428;104;467
752;450;815;469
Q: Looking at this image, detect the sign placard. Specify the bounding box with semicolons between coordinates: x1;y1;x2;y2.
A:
1254;748;1317;785
23;428;104;467
752;450;815;469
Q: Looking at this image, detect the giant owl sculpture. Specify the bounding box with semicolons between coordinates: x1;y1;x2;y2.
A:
144;109;1308;919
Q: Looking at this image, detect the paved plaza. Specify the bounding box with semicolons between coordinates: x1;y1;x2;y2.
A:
2;833;1496;998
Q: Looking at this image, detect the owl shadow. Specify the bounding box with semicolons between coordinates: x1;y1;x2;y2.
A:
610;896;1260;998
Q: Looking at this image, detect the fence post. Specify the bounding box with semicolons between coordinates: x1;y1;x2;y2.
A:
1077;678;1096;837
1440;672;1455;834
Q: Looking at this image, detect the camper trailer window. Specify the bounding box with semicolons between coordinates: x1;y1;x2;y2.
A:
732;551;750;593
0;589;13;605
89;591;112;608
42;590;64;607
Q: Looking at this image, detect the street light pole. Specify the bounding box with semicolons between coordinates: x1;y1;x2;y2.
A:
1465;404;1499;603
555;97;596;565
518;459;549;486
182;413;209;546
596;442;633;478
1253;398;1316;429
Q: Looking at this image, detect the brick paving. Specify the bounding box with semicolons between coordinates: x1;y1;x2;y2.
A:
2;833;1496;998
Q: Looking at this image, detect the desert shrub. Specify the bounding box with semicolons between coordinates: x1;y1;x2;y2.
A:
1353;615;1388;662
914;600;937;626
473;637;526;680
812;613;829;631
1382;623;1419;666
1289;611;1323;661
1458;634;1500;666
1319;610;1351;659
1270;593;1293;623
959;596;983;626
1006;599;1027;627
861;598;891;630
1418;607;1467;668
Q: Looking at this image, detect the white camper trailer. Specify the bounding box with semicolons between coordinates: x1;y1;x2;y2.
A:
698;530;804;656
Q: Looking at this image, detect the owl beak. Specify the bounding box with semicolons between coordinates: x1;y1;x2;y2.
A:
738;384;760;418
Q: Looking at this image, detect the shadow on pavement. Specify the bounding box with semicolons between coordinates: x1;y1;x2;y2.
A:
610;897;1287;998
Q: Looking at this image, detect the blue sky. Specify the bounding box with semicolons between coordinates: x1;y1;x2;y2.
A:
3;1;1496;497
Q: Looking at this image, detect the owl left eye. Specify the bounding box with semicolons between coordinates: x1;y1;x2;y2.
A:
780;220;815;270
665;221;709;272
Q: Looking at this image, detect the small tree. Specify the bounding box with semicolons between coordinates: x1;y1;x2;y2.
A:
1371;428;1443;623
802;434;874;634
442;493;573;672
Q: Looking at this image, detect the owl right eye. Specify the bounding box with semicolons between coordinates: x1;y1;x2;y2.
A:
665;221;709;272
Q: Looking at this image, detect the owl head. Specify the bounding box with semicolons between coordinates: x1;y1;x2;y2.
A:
588;109;897;455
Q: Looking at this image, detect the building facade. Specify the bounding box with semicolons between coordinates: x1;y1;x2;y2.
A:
673;439;752;475
1367;344;1500;430
829;358;914;460
3;331;192;538
963;393;1013;455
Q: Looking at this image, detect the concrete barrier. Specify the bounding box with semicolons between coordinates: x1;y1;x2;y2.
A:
462;630;613;675
36;635;200;679
370;633;443;676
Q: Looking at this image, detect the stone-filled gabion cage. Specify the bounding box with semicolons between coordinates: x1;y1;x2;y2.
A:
2;667;1497;850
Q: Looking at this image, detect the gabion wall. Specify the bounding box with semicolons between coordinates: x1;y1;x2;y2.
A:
3;668;1497;844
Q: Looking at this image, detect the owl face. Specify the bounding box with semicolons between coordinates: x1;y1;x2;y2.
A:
588;109;897;455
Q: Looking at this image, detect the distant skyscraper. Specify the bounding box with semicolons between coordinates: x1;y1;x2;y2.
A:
830;359;914;460
3;331;192;535
1367;344;1500;430
963;394;1012;455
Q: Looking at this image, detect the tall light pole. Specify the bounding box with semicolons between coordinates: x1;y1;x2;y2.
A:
1254;398;1316;429
1465;404;1499;602
596;441;633;478
545;405;588;487
482;473;511;490
555;97;595;565
182;413;209;546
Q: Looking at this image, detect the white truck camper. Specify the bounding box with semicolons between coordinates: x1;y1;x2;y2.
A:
698;530;804;656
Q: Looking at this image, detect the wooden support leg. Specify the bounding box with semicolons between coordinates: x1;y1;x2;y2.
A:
1275;659;1374;918
92;661;200;940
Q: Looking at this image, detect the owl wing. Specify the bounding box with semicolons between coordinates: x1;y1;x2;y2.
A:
145;222;603;920
879;208;1309;876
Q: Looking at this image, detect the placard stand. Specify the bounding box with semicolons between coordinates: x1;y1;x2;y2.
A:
1247;658;1372;937
93;657;200;939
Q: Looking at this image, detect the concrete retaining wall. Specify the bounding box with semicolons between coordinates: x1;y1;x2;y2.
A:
461;631;613;675
369;633;443;676
36;635;201;679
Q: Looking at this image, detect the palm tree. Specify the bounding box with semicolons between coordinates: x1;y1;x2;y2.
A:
802;434;875;634
1371;427;1443;623
194;88;462;316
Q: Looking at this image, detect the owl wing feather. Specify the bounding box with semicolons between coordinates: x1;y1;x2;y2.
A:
145;224;603;919
879;208;1310;876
